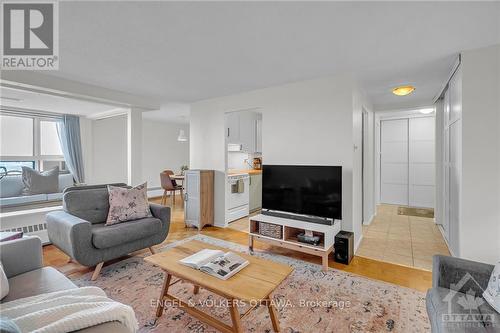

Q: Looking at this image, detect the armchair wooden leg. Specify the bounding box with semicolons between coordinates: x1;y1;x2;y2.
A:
149;246;157;255
91;262;104;281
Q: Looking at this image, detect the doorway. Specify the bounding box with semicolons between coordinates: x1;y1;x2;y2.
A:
379;116;435;208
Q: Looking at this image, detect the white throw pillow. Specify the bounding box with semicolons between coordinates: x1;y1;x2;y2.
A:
106;182;152;225
483;261;500;313
0;263;9;300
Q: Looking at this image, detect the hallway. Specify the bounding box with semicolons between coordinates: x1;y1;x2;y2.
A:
357;204;450;271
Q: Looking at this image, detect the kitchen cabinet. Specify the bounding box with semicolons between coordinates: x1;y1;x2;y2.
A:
255;118;262;153
226;111;262;154
185;170;214;230
226;112;240;144
249;173;262;212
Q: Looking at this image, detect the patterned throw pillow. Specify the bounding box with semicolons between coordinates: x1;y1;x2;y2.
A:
483;261;500;313
106;183;152;225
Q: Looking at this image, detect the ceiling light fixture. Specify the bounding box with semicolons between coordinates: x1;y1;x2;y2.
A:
419;108;434;114
177;129;187;142
392;85;415;96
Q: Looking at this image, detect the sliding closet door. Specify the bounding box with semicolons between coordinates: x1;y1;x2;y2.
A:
380;119;408;205
409;117;435;208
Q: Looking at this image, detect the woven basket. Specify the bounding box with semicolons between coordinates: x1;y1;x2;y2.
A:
259;222;282;239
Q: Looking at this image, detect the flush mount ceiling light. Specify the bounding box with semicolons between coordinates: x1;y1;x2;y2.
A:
177;129;187;142
392;85;415;96
419;108;434;114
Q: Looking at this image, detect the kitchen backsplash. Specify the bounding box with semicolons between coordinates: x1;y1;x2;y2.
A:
228;152;262;169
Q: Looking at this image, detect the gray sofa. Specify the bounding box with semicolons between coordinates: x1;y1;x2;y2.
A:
47;184;170;280
0;236;129;332
426;255;499;333
0;173;74;208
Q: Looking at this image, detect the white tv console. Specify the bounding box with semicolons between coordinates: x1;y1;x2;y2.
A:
248;213;341;271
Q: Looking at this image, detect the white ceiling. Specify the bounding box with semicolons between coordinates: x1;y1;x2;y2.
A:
27;2;500;110
0;86;117;116
142;103;190;124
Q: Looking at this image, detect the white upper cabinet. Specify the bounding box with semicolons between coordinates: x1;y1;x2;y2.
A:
226;111;262;154
226;112;240;143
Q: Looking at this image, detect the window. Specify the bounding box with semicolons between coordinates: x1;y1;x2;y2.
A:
0;115;33;156
40;120;63;155
0;114;66;174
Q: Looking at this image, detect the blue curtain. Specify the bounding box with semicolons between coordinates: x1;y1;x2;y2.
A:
57;115;85;184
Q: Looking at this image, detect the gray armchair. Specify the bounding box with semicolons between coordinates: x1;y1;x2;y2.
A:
426;255;498;333
47;184;170;280
0;236;130;332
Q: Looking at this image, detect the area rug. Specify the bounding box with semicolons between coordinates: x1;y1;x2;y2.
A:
398;206;434;219
71;235;430;332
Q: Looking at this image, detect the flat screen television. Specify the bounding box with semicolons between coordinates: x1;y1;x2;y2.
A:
262;165;342;221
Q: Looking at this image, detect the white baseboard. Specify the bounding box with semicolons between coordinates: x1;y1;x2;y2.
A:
363;213;376;226
354;234;363;253
437;224;454;257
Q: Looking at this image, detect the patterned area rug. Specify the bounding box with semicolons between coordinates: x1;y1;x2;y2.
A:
71;235;430;332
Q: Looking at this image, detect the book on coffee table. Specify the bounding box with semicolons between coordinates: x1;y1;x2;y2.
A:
179;249;249;280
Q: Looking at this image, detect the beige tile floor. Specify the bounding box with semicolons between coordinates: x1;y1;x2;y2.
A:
358;204;450;271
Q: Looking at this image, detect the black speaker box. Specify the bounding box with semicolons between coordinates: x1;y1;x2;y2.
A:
334;231;354;265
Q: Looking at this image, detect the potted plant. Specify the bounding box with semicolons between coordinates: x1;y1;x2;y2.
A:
180;165;189;175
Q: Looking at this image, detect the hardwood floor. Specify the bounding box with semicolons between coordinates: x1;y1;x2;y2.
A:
42;196;432;292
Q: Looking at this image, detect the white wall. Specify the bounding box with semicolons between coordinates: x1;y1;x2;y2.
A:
90;115;128;184
353;89;375;248
142;120;189;188
191;75;372;248
84;115;189;190
459;45;500;264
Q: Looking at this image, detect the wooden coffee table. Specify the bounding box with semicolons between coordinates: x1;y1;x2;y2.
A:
144;240;293;333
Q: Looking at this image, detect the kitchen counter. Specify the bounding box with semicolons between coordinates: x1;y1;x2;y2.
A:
227;169;262;175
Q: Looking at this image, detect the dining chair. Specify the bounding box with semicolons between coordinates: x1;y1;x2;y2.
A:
160;170;183;206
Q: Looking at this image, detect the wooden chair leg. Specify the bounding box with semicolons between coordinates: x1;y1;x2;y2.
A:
163;190;168;205
149;246;157;255
91;262;104;281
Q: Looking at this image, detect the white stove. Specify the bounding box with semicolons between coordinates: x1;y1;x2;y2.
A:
226;173;250;223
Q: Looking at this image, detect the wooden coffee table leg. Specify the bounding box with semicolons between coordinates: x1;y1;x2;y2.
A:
248;234;254;253
228;299;243;333
266;295;280;332
156;273;172;318
193;285;200;294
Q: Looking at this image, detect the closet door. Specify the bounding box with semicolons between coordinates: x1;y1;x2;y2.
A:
409;117;435;208
380;119;409;205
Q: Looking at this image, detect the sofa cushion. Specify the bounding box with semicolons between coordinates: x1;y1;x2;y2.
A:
0;194;48;206
1;267;77;303
0;264;9;300
0;176;24;198
47;192;63;201
21;166;59;195
58;173;75;192
91;217;162;249
426;287;492;333
64;187;110;224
